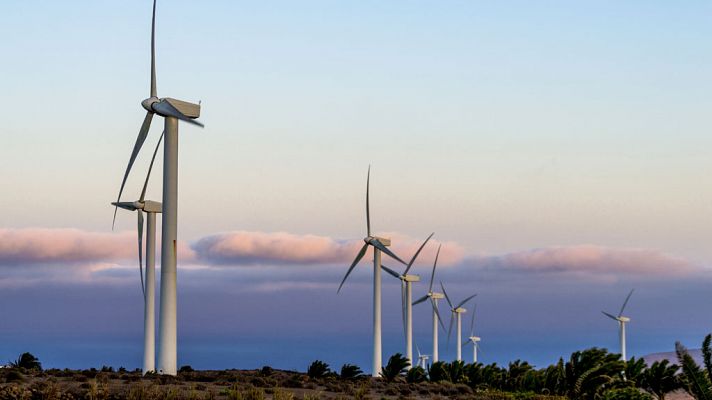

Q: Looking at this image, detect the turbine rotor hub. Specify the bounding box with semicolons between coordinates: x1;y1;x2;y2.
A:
141;97;160;112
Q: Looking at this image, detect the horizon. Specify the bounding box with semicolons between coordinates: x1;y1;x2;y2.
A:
2;0;712;372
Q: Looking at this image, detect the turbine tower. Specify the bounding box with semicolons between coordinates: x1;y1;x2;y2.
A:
442;282;476;362
412;245;446;362
602;289;634;361
112;135;164;375
114;0;204;376
338;166;407;377
463;306;481;364
381;233;434;369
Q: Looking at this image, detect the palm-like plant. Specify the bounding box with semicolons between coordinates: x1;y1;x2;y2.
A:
406;366;427;383
339;364;363;380
676;334;712;400
307;360;331;379
625;357;648;387
380;353;409;382
428;361;449;382
641;360;680;400
565;348;625;400
9;353;41;371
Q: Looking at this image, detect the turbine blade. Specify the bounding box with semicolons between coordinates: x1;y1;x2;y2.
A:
137;211;146;300
440;281;453;309
366;165;371;237
412;294;429;306
602;311;618;321
113;111;154;228
456;293;477;309
380;264;401;279
446;311;454;349
337;243;369;293
618;289;634;317
152;100;204;127
140;131;164;202
429;244;441;293
404;232;434;275
150;0;157;97
469;307;476;336
463;339;471;348
371;238;406;265
112;201;138;211
431;298;447;331
416;343;421;358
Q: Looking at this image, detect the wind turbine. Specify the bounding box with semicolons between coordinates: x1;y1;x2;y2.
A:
113;0;204;376
442;282;477;362
338;166;407;377
381;232;434;370
412;245;447;362
112;135;163;375
602;289;634;361
415;344;430;369
462;305;481;364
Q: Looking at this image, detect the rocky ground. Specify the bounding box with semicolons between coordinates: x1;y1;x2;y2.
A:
0;367;693;400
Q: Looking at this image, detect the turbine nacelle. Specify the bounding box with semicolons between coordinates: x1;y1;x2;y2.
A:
469;336;481;342
618;316;630;323
403;274;420;283
430;292;445;300
111;200;163;213
454;307;467;314
365;236;391;246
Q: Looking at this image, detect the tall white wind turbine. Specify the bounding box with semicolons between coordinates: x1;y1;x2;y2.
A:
442;282;476;362
412;245;447;362
114;0;204;376
462;305;481;364
602;289;634;361
338;166;408;377
112;135;164;375
381;233;434;369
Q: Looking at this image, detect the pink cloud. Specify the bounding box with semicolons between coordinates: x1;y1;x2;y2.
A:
192;231;464;267
471;245;699;277
0;228;194;266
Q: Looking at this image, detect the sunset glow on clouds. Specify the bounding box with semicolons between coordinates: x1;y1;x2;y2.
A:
0;228;706;287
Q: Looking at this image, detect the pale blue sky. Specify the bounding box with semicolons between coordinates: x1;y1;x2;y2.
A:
1;1;712;369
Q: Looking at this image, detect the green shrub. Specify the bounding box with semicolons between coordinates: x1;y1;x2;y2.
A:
602;387;653;400
380;353;409;382
406;366;427;383
9;353;42;371
307;360;331;379
339;364;363;380
428;362;450;382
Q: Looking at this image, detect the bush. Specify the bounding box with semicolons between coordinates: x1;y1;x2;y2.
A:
5;369;24;383
307;360;331;379
602;387;653;400
380;353;409;382
339;364;363;380
406;366;427;383
179;365;194;373
9;353;42;371
428;361;450;382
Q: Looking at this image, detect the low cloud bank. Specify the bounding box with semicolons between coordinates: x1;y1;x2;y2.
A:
192;231;464;267
468;245;699;277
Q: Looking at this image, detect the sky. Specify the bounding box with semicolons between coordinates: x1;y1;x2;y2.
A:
1;0;712;371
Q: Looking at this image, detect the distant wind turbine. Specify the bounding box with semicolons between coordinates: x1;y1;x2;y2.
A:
415;344;430;369
381;232;434;369
112;135;163;374
602;289;634;361
113;0;204;376
442;282;477;361
412;245;447;362
462;305;481;364
338;166;407;377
